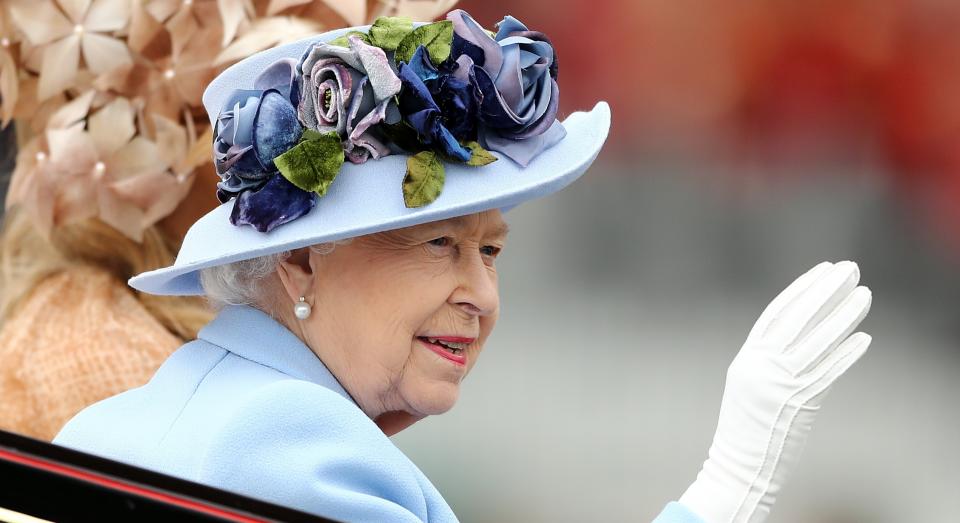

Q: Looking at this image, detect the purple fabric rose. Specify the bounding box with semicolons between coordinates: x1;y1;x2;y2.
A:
298;35;402;164
229;173;317;233
446;10;566;166
397;45;478;162
213;59;303;202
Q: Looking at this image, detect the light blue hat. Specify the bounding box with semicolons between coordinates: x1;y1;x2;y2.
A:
129;12;611;296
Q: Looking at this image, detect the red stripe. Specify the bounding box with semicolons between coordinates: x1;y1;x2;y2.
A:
0;448;265;523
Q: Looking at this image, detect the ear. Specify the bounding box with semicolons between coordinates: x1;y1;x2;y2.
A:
276;248;315;303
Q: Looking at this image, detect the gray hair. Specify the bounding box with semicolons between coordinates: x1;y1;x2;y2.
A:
200;241;350;308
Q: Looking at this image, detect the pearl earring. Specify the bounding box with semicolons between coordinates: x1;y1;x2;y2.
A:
294;296;311;320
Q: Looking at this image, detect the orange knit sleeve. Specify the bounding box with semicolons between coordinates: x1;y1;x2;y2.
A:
0;266;183;441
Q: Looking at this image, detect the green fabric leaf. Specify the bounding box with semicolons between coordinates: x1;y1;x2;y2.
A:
403;151;445;208
395;21;454;66
300;128;327;142
463;141;498;166
368;16;414;51
329;31;372;48
275;131;344;196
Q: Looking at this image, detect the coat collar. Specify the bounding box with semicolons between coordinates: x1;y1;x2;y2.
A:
197;305;355;405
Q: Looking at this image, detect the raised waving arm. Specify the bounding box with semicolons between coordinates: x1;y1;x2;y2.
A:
670;261;871;523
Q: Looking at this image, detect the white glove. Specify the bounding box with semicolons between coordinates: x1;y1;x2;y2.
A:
679;261;872;523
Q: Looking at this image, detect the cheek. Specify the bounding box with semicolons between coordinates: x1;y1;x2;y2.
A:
463;310;498;374
479;310;498;344
374;264;459;332
341;300;416;369
329;269;454;364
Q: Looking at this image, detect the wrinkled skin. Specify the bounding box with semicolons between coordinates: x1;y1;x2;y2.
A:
271;210;509;435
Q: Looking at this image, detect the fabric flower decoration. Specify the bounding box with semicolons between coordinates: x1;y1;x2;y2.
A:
298;34;402;163
2;0;452;243
7;91;193;241
214;58;302;200
100;18;222;124
446;9;565;166
396;45;477;162
262;0;366;26
7;0;132;101
369;0;460;22
214;16;325;67
228;172;317;233
213;58;316;232
1;7;21;126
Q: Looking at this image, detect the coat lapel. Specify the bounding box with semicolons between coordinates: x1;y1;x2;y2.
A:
197;305;355;405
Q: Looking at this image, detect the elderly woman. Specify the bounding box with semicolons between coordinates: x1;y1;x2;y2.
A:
55;10;872;523
0;0;456;441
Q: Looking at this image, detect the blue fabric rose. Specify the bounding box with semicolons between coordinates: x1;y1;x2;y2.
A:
213;59;316;232
397;46;478;162
213;59;303;201
446;10;566;166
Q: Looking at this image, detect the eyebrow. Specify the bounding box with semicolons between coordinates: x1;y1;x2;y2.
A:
488;221;510;240
421;216;510;239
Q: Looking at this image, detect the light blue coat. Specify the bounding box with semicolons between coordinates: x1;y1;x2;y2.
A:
55;305;702;523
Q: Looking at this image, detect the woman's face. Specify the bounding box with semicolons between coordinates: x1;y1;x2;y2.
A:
292;210;508;426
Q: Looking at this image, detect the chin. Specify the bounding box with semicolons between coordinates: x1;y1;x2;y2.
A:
406;381;461;416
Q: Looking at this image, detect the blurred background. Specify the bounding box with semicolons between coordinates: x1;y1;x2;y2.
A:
390;1;960;522
2;0;959;522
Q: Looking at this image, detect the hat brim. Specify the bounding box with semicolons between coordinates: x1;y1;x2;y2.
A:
130;26;612;296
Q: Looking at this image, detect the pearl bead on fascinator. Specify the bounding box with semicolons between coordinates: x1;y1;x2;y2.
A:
0;0;458;242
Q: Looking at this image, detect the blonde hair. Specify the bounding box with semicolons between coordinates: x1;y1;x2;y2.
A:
0;207;213;340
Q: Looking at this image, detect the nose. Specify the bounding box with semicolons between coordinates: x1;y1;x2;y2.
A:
450;249;499;317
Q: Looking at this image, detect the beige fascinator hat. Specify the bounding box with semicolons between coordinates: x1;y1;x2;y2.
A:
0;0;457;241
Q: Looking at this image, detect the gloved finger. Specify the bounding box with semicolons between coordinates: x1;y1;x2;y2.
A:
787;261;862;345
763;261;860;350
784;286;872;376
746;261;834;344
801;331;871;407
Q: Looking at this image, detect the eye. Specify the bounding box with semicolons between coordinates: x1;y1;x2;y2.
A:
428;237;451;247
480;245;501;258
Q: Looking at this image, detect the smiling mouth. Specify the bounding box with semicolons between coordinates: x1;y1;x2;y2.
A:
418;337;466;355
417;336;471;364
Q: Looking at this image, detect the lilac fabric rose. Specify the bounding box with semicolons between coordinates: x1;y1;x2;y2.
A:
213;59;303;202
446;10;566;166
298;35;402;164
396;45;478;162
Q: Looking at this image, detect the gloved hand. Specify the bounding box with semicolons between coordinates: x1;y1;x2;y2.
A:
678;261;872;523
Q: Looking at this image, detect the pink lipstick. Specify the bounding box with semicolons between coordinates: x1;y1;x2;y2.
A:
417;336;473;365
